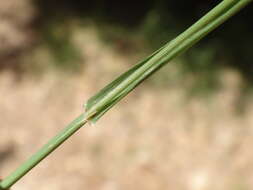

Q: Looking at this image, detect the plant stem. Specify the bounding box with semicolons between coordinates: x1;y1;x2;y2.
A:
0;114;87;190
84;0;252;122
0;0;252;189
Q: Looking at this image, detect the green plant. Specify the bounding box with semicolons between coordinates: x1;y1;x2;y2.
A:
0;0;251;189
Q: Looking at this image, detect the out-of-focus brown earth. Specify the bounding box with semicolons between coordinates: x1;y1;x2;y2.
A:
1;27;253;190
1;1;253;190
0;0;35;70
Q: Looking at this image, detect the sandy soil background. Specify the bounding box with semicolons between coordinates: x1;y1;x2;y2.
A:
1;27;253;190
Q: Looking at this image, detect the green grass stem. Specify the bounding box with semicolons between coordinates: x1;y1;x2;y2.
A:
0;114;87;189
0;0;251;189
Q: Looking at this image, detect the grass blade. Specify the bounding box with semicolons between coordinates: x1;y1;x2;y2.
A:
85;0;252;123
0;0;252;189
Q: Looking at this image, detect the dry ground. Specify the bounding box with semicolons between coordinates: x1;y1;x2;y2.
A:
1;28;253;190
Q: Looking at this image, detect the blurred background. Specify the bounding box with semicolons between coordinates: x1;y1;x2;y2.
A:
0;0;253;189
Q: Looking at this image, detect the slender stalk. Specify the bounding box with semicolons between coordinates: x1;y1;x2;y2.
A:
0;114;87;190
84;0;252;122
0;0;251;189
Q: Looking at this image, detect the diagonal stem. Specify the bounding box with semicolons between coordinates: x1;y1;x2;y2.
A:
0;0;252;189
0;114;87;189
84;0;252;122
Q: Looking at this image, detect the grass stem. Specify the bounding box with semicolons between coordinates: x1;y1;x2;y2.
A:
0;0;252;189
